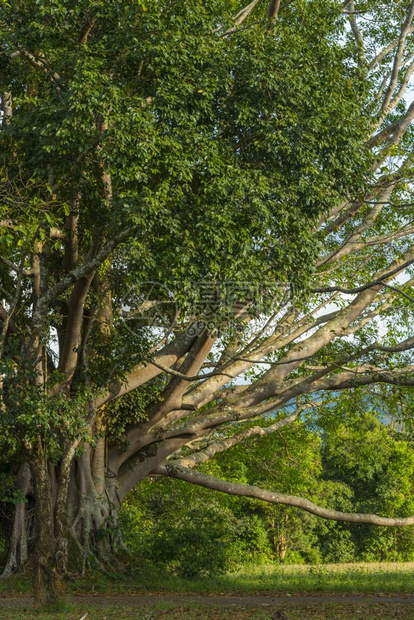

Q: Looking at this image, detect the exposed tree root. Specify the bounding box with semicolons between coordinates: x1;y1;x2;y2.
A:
69;489;124;574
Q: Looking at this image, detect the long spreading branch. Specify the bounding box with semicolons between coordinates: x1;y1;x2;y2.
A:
156;465;414;527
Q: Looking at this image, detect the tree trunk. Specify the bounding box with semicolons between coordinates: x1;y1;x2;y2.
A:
30;456;68;608
2;441;124;601
69;488;123;571
66;448;124;573
1;463;31;577
274;534;287;563
279;539;287;562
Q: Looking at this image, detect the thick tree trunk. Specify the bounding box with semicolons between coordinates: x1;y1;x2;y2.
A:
2;443;124;599
30;456;68;608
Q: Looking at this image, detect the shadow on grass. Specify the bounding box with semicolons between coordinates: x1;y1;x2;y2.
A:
1;561;414;599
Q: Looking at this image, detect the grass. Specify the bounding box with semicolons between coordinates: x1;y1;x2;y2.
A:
2;563;414;619
0;606;280;620
203;561;414;594
55;561;414;595
2;561;414;596
1;603;414;620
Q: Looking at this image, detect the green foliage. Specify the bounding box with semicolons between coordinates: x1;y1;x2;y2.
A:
105;381;164;443
320;403;414;562
0;0;371;313
0;377;92;461
121;477;273;577
121;404;414;571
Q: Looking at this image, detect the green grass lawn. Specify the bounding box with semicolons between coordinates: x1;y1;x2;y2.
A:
52;561;414;595
208;561;414;594
1;561;414;596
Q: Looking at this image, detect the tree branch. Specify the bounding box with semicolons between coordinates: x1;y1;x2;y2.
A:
1;91;12;120
0;219;65;240
146;357;234;382
234;0;261;25
313;256;414;296
93;329;197;408
368;100;414;149
78;12;97;45
156;464;414;527
369;26;414;71
170;402;320;468
347;1;364;52
17;48;60;82
33;224;138;334
268;0;281;22
380;0;414;114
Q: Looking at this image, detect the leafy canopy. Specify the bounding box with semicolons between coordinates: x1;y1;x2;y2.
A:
0;0;370;304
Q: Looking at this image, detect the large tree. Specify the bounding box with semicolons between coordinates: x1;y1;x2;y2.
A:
2;0;414;607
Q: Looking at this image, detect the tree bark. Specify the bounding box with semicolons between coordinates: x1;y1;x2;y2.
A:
1;463;31;577
30;455;68;608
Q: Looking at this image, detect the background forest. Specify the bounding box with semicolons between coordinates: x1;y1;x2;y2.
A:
119;386;414;576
